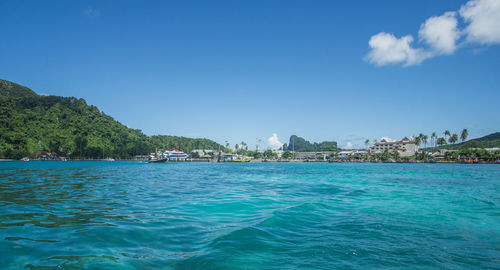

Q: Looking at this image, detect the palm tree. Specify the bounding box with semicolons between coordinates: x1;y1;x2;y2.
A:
364;139;370;148
460;129;468;142
449;134;458;144
241;141;248;150
444;130;451;140
422;134;428;148
414;136;421;147
437;137;447;147
418;133;425;147
431;132;437;147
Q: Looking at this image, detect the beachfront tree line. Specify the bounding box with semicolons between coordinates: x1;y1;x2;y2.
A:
216;141;291;159
343;148;500;163
412;129;469;148
362;129;469;150
218;135;333;159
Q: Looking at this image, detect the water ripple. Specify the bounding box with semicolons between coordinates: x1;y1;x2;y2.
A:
0;161;499;269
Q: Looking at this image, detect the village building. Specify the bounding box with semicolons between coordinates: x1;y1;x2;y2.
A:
337;150;369;158
369;137;418;157
191;149;216;157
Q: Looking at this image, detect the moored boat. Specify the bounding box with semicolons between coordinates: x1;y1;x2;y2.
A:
146;157;168;163
233;157;251;162
164;148;189;159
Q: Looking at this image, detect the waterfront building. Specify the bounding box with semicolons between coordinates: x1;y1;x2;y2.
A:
337;150;353;158
293;151;336;160
337;150;369;158
369;137;418;157
191;149;215;157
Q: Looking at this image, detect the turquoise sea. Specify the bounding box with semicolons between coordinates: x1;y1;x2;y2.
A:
0;162;499;269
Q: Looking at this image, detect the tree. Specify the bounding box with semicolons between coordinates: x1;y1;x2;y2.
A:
460;140;484;149
393;150;401;161
417;133;425;148
248;150;262;159
449;134;458;144
444;130;451;140
364;139;370;148
460;129;468;142
422;134;428;148
381;149;391;162
282;150;294;159
0;79;226;159
431;132;437;147
437;137;447;147
414;136;421;147
263;149;277;159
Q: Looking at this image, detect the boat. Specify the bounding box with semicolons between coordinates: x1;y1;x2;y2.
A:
146;152;169;163
20;157;29;161
146;148;189;163
146;157;168;163
103;158;115;161
233;157;251;162
164;148;189;159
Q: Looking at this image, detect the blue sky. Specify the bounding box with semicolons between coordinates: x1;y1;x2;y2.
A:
1;0;499;149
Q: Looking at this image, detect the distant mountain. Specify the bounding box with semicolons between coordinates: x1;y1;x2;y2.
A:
283;135;337;152
425;132;500;150
0;79;223;159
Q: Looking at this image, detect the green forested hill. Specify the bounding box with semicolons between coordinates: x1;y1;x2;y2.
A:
150;135;223;153
0;79;223;159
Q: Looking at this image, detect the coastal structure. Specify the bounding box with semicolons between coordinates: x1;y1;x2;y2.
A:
191;149;216;157
294;151;337;160
35;151;59;160
337;150;368;159
369;137;418;157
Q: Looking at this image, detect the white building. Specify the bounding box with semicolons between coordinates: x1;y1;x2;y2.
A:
337;150;369;158
191;149;216;157
369;137;418;157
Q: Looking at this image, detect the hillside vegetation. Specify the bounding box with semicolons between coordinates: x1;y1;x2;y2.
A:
424;132;500;151
0;79;223;159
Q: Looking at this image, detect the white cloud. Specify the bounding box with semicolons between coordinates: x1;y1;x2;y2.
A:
365;33;430;66
380;137;395;142
366;0;500;66
84;7;100;17
419;12;460;54
460;0;500;44
267;133;283;150
344;142;353;149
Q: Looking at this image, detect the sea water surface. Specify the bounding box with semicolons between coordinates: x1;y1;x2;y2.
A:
0;161;499;269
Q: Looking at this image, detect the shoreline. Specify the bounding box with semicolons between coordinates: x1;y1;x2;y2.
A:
4;159;498;164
